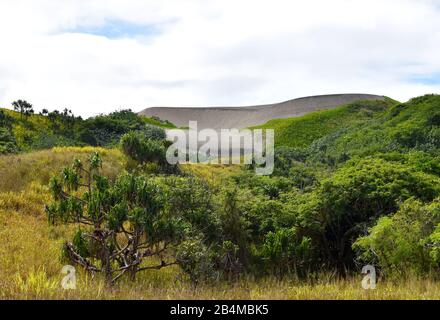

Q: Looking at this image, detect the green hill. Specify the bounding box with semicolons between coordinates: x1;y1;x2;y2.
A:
253;94;439;161
304;94;440;162
251;98;396;148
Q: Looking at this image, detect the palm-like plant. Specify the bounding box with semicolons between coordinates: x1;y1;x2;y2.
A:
12;100;34;120
46;153;185;285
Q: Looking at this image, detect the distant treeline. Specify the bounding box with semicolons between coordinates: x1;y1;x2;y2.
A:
0;100;174;154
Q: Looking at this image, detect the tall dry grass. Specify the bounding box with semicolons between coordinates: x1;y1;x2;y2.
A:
0;147;124;193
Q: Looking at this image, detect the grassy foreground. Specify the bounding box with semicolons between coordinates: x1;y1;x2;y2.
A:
0;147;439;300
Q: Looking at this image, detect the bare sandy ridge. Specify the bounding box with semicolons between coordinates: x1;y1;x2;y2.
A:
138;94;385;129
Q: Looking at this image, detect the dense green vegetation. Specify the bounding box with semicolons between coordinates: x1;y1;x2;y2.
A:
248;95;440;277
251;98;397;148
1;94;439;294
0;102;175;153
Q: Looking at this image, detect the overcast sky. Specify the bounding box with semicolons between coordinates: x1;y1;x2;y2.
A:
1;0;440;117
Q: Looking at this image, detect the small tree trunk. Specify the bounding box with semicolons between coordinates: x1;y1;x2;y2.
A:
99;242;113;287
128;227;141;282
129;266;137;281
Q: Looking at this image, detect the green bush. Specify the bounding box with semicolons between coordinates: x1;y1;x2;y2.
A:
288;164;317;191
260;228;312;277
0;127;18;154
120;131;166;164
288;158;440;272
175;239;217;284
354;198;440;276
142;124;167;141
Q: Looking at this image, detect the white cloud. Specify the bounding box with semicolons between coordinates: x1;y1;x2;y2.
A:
0;0;440;117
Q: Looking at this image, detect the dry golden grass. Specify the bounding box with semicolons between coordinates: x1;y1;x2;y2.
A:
1;147;439;300
0;147;124;193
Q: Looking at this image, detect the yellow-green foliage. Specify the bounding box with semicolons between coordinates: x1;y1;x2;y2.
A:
0;182;50;216
3;108;52;147
182;163;241;189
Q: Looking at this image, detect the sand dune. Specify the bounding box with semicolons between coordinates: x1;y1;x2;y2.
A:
138;94;385;129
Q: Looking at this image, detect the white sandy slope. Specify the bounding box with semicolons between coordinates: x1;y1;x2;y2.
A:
138;94;385;129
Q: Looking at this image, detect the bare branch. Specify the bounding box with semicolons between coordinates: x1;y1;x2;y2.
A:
64;242;101;272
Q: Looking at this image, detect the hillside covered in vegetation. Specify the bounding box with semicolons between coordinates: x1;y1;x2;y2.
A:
0;95;439;299
0;104;175;154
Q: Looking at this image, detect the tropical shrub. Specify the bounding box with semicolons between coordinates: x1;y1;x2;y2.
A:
288;158;440;272
260;228;312;277
46;153;187;285
354;198;440;276
121;131;166;164
143;124;167;141
120;130;178;174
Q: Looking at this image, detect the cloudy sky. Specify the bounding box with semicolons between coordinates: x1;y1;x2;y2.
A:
1;0;440;117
